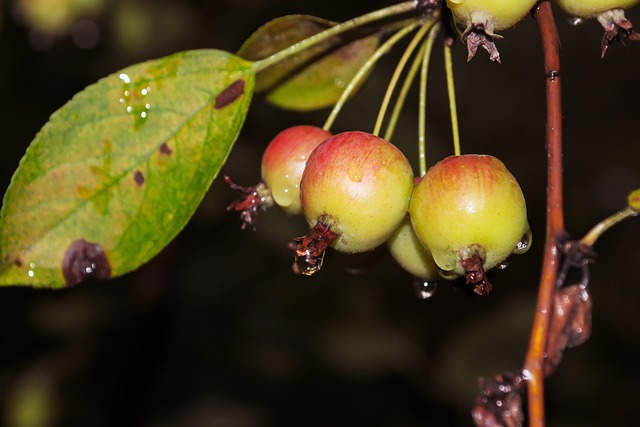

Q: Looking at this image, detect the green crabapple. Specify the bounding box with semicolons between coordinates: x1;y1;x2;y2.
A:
446;0;538;61
409;154;530;295
293;131;414;275
387;216;440;281
553;0;640;55
554;0;640;18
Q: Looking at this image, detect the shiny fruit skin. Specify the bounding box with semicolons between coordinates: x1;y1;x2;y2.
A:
554;0;640;18
446;0;538;30
261;125;332;215
409;154;528;276
300;131;414;253
388;217;440;280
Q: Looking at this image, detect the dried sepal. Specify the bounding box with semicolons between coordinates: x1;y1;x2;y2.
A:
598;8;640;57
291;218;338;276
464;26;503;62
224;176;273;230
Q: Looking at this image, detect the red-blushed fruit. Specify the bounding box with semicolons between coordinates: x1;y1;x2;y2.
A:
225;125;330;229
292;131;414;275
409;154;530;295
261;125;333;215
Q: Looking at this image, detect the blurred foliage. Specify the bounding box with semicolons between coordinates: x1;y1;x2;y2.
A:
0;1;639;426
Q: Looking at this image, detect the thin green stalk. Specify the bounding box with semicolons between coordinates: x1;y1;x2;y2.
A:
252;2;417;73
323;21;420;132
580;207;638;247
373;22;433;137
418;25;439;176
444;43;461;156
383;23;433;142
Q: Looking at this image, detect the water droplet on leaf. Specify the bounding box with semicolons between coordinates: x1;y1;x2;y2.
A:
119;75;152;129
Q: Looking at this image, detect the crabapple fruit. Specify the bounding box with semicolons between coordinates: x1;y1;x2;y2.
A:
226;125;330;229
261;125;332;215
298;131;414;257
388;217;440;280
553;0;640;18
446;0;538;31
446;0;538;61
409;154;530;294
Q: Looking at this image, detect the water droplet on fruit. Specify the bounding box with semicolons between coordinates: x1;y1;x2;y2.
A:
568;17;584;26
295;250;325;276
513;228;532;254
413;279;438;299
271;185;295;209
496;260;509;270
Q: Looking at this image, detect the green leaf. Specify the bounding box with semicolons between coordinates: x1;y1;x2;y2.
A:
0;49;255;288
238;15;380;111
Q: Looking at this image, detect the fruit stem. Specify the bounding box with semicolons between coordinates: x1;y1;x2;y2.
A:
525;3;565;427
322;21;421;132
383;23;439;151
373;20;435;137
580;207;638;247
418;26;439;176
444;41;461;157
252;2;418;73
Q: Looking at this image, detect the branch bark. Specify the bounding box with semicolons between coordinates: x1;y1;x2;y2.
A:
524;2;565;426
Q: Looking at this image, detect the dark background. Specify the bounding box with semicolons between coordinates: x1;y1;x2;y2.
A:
1;1;639;426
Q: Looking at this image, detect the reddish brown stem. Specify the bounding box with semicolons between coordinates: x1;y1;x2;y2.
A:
525;2;565;426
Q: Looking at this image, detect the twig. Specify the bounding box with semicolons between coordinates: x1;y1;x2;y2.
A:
524;2;565;426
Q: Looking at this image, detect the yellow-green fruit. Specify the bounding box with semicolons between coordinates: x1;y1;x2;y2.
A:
300;131;414;253
409;154;529;276
554;0;640;18
446;0;538;31
388;217;440;280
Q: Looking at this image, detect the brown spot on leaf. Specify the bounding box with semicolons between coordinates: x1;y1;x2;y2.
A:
14;258;23;267
62;239;111;286
215;79;245;109
160;142;172;156
134;170;145;186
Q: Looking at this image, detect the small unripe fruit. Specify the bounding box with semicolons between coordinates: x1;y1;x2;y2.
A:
553;0;640;18
226;125;330;229
446;0;538;31
446;0;538;61
261;125;332;215
409;154;529;292
388;217;440;280
300;131;414;254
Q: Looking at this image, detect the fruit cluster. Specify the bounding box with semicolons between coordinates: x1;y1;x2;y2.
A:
228;127;530;295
